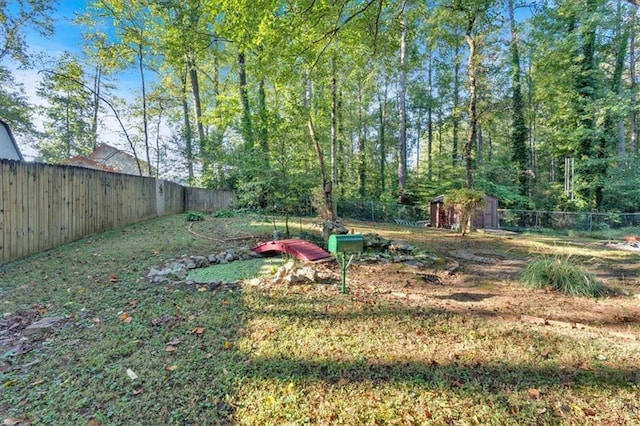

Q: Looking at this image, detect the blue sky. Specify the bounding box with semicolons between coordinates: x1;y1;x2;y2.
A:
15;1;139;158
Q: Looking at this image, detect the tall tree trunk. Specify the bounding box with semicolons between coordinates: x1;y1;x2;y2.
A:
630;18;638;156
397;1;408;203
187;53;206;159
138;42;151;176
212;41;223;184
257;78;268;155
378;81;387;194
452;42;461;165
427;48;434;182
338;88;345;197
464;20;478;189
238;49;254;148
476;122;483;166
154;103;164;178
65;89;71;157
575;0;602;208
181;71;194;184
331;58;338;191
416;108;421;175
509;0;530;199
307;113;335;221
90;64;102;151
358;83;366;197
611;0;629;164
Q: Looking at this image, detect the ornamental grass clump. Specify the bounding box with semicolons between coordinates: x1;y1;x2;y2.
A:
520;255;606;297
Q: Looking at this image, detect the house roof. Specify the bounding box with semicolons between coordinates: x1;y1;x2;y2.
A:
89;143;151;176
89;143;137;162
0;120;24;161
59;155;116;172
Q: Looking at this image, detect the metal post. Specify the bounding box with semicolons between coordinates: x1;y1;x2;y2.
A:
340;252;347;294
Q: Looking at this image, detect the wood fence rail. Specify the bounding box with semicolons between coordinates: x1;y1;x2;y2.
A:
0;160;235;263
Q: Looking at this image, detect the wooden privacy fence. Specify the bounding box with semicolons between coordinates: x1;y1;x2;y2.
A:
0;160;235;263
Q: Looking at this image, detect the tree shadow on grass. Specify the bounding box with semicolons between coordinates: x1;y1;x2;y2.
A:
244;353;640;392
237;352;640;424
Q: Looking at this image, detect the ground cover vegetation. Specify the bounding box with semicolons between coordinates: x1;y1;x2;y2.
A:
1;214;639;424
3;1;640;214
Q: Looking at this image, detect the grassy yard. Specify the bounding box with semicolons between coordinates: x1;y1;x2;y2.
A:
1;213;639;425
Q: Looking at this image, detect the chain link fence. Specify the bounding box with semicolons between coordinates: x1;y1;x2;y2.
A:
498;209;640;232
337;200;427;224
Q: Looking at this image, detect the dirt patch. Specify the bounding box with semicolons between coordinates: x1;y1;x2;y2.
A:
331;256;640;345
186;217;640;345
0;308;66;365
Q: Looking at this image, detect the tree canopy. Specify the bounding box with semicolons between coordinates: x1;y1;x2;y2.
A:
8;0;640;214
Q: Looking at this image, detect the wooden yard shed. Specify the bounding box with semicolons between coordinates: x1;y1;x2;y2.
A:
430;194;499;230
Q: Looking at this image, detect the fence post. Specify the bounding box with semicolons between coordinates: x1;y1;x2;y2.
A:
156;179;165;216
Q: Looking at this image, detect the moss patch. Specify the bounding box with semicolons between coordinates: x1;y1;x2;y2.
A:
187;257;284;283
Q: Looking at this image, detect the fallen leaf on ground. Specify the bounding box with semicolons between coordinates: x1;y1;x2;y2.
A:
165;365;177;371
3;418;28;426
118;312;130;321
192;327;205;335
528;388;541;399
123;317;133;324
92;317;100;324
87;419;99;426
197;286;208;292
188;315;196;321
133;387;144;395
167;338;181;346
583;408;596;417
126;368;138;380
224;341;232;350
165;345;176;352
109;275;118;283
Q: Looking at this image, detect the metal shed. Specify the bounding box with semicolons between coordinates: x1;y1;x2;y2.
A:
430;194;499;230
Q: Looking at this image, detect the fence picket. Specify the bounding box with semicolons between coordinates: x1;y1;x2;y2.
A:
0;159;236;263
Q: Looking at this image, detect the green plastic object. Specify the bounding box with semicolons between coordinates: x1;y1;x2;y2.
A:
327;234;364;254
327;234;363;294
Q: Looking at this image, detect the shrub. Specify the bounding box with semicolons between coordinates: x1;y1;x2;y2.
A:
520;256;606;297
185;211;205;222
212;209;235;218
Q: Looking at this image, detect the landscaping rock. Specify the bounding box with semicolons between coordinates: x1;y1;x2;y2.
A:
284;273;304;284
389;241;414;252
323;221;349;236
247;278;263;286
192;256;209;268
403;260;425;269
364;233;390;249
297;266;318;282
23;316;65;338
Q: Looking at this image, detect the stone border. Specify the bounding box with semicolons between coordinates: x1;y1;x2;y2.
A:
147;248;258;286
